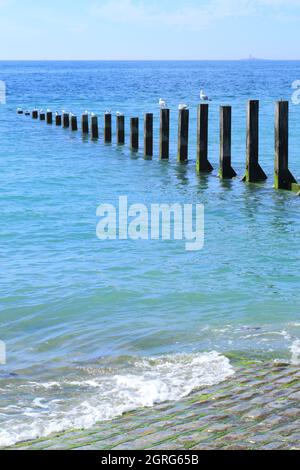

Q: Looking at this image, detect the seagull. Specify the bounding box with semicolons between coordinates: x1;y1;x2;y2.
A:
116;111;124;116
178;103;188;110
159;98;167;109
200;90;210;101
105;110;111;115
17;107;23;114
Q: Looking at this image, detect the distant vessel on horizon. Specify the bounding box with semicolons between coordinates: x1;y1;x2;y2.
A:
240;54;268;61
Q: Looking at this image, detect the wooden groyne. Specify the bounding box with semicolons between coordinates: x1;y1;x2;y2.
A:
19;101;300;194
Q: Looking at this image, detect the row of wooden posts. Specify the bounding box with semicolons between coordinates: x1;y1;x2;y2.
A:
26;100;299;194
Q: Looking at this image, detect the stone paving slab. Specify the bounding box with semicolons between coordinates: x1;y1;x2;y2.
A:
3;361;300;451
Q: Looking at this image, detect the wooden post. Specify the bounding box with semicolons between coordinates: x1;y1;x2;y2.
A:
159;108;170;160
104;113;112;143
82;113;89;134
177;108;189;163
130;118;139;151
62;112;70;128
46;110;53;125
32;110;38;119
116;114;125;145
219;106;236;179
71;114;78;131
243;100;267;182
144;113;153;158
39;110;45;121
196;104;213;173
91;115;99;139
55;113;62;126
274;101;297;190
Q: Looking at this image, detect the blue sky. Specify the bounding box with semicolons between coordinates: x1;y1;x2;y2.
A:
0;0;299;60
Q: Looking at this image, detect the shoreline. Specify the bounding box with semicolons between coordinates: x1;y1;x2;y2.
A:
4;360;300;451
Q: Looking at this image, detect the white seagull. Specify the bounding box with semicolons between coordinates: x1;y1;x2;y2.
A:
178;103;188;110
200;89;210;101
116;111;124;116
159;98;167;109
105;110;111;115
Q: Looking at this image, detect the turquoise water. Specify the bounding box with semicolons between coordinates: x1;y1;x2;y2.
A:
0;61;300;445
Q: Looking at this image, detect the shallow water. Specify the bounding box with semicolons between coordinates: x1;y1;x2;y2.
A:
0;61;300;446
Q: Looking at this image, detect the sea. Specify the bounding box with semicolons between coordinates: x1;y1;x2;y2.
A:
0;60;299;447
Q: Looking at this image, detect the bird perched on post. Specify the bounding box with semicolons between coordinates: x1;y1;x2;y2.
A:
178;103;188;110
200;90;211;101
159;98;167;109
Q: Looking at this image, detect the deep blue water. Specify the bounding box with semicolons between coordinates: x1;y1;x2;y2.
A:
0;61;300;445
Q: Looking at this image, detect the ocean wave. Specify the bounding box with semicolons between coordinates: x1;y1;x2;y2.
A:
0;351;234;447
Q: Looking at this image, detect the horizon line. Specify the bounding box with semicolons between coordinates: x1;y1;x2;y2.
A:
1;58;300;62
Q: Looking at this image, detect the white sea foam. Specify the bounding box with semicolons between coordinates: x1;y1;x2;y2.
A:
0;351;234;447
290;340;300;365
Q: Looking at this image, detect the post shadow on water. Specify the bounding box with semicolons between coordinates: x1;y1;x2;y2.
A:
195;172;212;192
174;163;190;187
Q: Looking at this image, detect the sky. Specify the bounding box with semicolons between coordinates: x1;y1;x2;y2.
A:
0;0;299;60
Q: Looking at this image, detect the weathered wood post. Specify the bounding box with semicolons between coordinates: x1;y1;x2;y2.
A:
91;114;99;139
55;113;62;126
130;117;139;151
274;101;297;191
219;106;237;178
71;114;78;131
39;110;45;121
46;110;53;125
196;104;213;173
104;113;112;143
116;114;125;145
242;100;267;182
144;113;153;158
81;113;89;134
177;108;189;163
32;110;38;119
62;112;70;128
159;108;170;160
